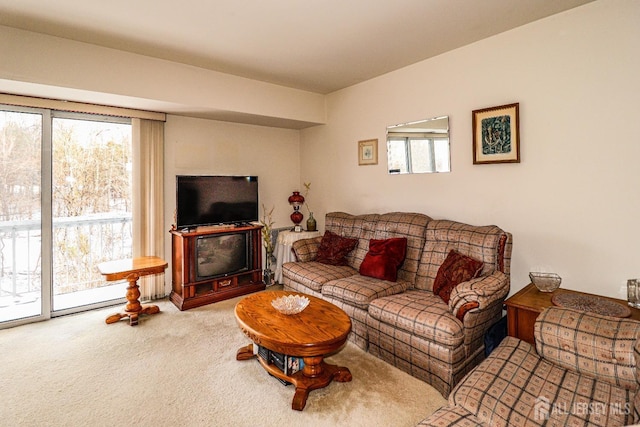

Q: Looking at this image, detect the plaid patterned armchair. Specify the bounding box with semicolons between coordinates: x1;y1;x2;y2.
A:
419;306;640;427
282;212;512;397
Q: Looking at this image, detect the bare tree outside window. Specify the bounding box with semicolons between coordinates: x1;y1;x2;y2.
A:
0;111;132;317
52;117;132;299
0;111;42;313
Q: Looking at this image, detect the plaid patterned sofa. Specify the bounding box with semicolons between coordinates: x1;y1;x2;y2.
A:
419;306;640;427
282;212;512;396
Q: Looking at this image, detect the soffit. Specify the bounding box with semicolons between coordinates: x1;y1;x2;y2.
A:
0;0;594;95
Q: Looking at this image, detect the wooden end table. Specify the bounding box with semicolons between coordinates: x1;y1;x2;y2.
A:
235;290;352;411
504;283;640;345
98;256;168;326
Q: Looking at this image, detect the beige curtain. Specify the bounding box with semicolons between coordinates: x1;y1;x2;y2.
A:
132;118;166;301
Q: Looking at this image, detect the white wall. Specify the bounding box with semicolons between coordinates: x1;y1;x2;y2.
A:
0;25;326;128
2;0;636;300
300;0;640;298
163;115;302;286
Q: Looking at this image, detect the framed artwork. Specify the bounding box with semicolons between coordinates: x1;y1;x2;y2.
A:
358;139;378;166
472;103;520;164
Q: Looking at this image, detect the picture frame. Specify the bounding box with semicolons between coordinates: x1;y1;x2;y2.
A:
358;138;378;166
472;103;520;164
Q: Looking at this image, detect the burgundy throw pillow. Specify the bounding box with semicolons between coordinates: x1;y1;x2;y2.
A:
359;237;408;282
315;230;358;266
433;249;484;304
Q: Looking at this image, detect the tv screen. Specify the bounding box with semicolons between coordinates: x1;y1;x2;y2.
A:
196;232;249;279
176;175;258;228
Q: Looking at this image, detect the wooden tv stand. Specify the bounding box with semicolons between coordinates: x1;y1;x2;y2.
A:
169;224;265;310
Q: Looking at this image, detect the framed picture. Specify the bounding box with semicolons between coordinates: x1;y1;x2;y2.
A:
358;139;378;166
472;103;520;164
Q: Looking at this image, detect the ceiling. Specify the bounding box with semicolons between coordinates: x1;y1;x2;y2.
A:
0;0;593;96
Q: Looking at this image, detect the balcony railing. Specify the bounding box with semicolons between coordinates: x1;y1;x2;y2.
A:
0;213;132;298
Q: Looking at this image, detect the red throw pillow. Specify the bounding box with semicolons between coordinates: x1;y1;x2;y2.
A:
315;230;358;266
433;249;484;304
359;237;408;282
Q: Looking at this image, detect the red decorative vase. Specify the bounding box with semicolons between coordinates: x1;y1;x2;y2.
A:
290;210;304;225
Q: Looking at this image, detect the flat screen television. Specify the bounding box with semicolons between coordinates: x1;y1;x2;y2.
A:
196;231;251;280
176;175;258;229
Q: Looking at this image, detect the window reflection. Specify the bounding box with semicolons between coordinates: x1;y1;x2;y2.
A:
387;116;450;174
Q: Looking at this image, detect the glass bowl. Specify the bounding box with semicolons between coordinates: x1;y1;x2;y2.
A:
530;272;562;292
271;294;310;315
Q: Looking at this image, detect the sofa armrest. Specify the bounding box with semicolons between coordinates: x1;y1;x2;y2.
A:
535;306;640;390
291;236;323;262
448;270;510;321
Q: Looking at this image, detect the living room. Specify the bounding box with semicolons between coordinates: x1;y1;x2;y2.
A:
1;1;636;303
0;0;638;425
2;0;631;304
167;0;634;302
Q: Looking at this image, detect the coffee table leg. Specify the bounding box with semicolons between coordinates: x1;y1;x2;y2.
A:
292;387;310;411
291;357;352;411
302;355;324;377
333;366;353;383
235;344;352;411
236;344;256;361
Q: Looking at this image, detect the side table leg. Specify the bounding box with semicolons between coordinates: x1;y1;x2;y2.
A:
124;273;142;313
105;272;160;326
129;312;139;326
105;313;127;324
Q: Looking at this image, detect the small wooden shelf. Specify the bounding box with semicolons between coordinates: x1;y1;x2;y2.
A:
169;225;265;310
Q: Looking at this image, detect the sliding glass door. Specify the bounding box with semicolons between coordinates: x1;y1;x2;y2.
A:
0;108;45;323
0;106;133;327
51;114;133;312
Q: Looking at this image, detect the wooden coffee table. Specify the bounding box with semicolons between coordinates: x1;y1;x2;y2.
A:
235;290;352;411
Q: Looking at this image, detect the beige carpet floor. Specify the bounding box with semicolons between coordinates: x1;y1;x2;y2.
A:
0;291;446;426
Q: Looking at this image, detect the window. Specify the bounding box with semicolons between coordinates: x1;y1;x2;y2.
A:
51;113;133;312
387;137;450;174
0;106;133;326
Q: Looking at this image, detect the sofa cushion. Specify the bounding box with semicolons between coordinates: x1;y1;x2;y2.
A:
433;249;483;304
281;261;357;292
415;220;507;291
370;212;430;284
359;237;407;282
325;211;379;239
367;290;464;347
323;212;430;276
450;336;634;427
535;306;640;391
321;274;409;311
315;230;358;266
325;212;380;269
291;236;323;262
